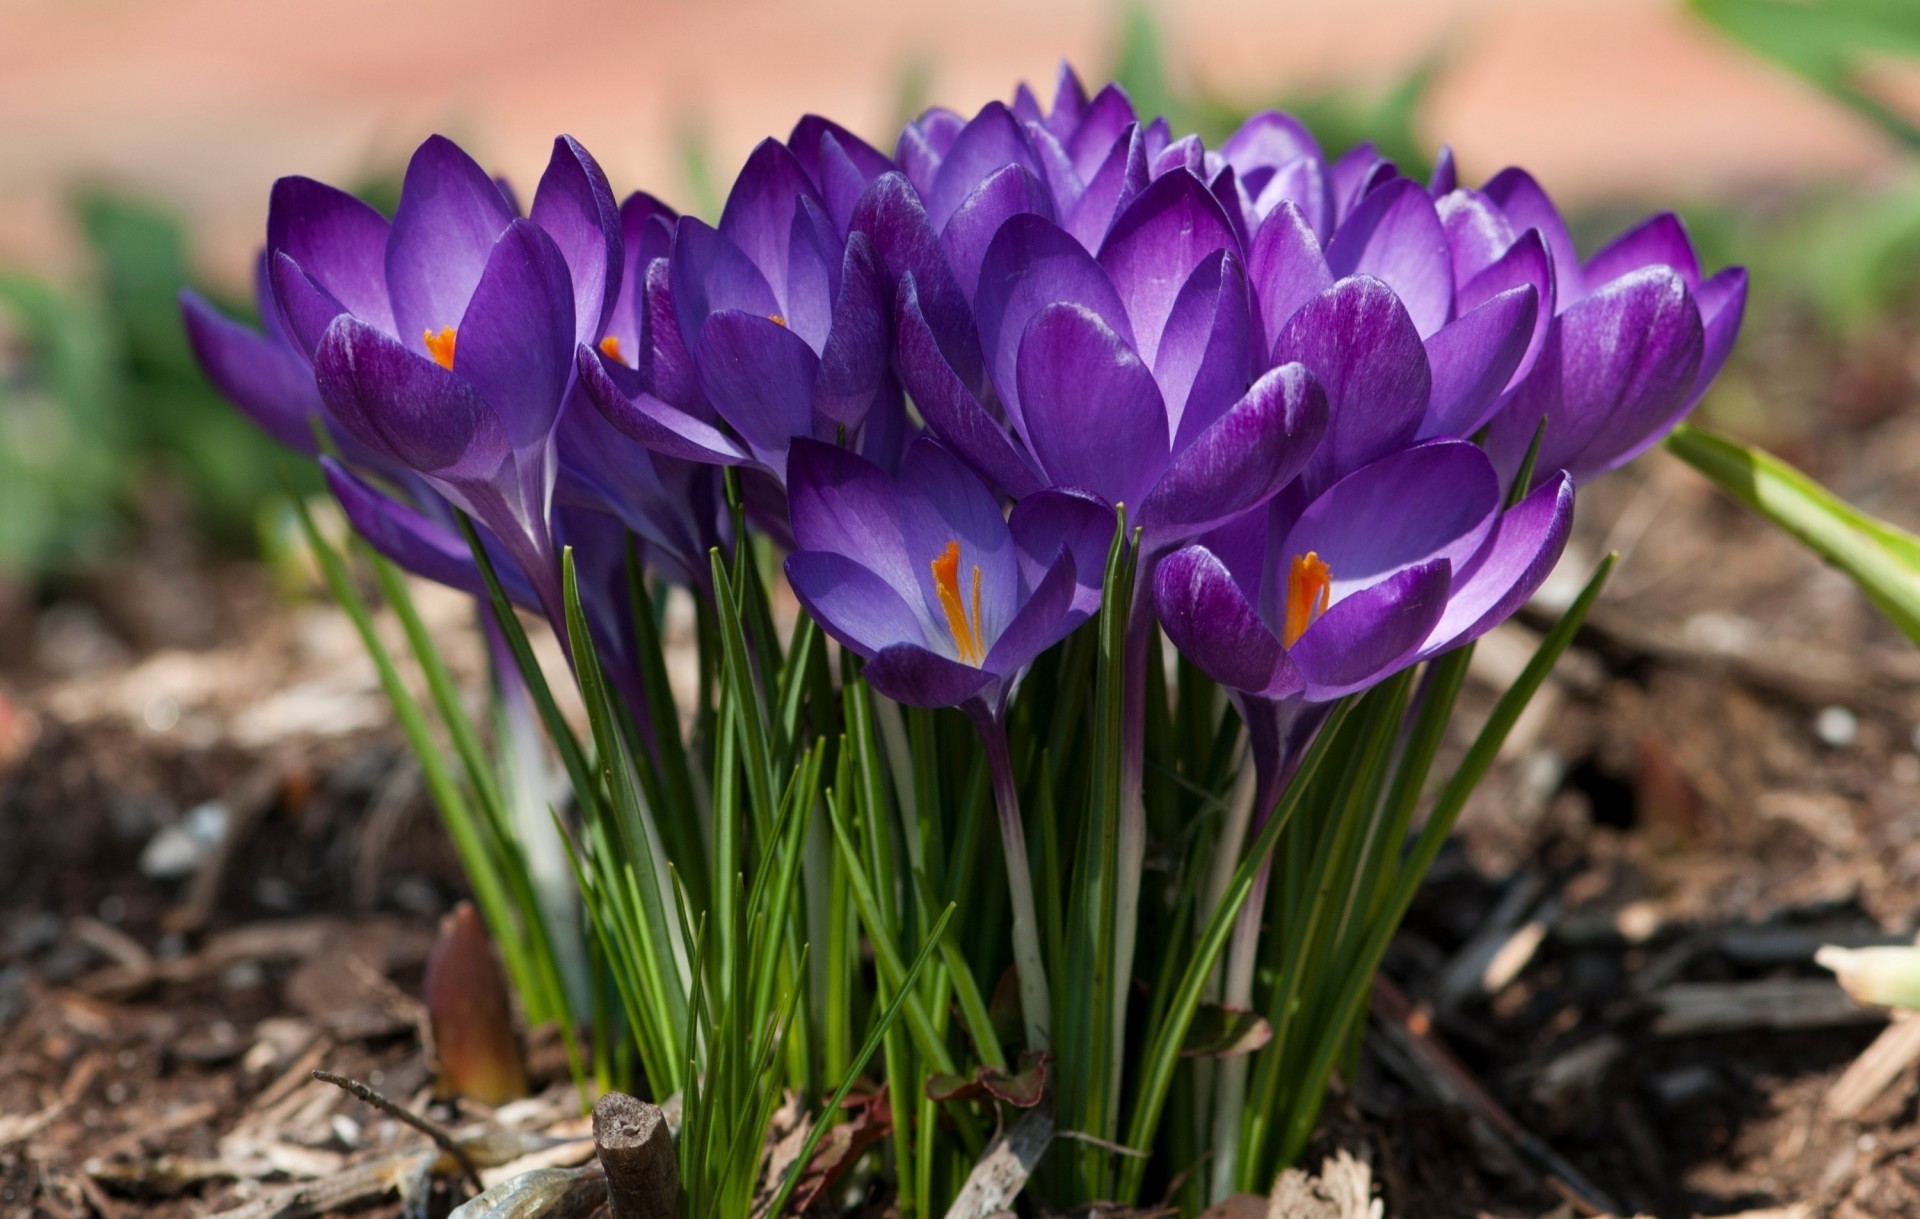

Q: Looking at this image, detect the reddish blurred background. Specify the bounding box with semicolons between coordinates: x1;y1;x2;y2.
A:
3;0;1916;288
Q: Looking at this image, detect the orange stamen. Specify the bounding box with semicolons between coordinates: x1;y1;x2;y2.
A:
768;314;788;328
931;540;986;666
598;334;625;363
424;325;458;370
1283;551;1331;648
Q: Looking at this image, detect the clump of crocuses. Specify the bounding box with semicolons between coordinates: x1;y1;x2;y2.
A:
188;62;1743;1216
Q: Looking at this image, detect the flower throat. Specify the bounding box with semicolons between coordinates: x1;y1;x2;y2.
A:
931;540;985;666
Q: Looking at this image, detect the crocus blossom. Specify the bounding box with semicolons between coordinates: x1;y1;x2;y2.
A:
888;169;1328;545
269;133;623;620
578;121;900;486
1154;439;1573;706
783;437;1111;713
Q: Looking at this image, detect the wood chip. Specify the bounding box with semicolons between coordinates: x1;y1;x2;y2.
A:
1826;1012;1920;1119
1651;978;1888;1037
941;1098;1053;1219
1266;1149;1381;1219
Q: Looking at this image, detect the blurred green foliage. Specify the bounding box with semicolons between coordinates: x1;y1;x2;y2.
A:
1689;0;1920;152
0;192;303;581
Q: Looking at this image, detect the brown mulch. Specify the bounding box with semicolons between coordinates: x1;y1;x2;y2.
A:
7;320;1920;1218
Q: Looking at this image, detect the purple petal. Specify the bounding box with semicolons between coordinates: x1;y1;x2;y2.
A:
927;102;1043;231
1066;125;1149;251
1155;250;1254;446
1219;111;1323;179
1435;188;1516;287
269;250;351;360
976;213;1135;426
1483;167;1581;305
1015;303;1169;508
315;316;509;478
1279;440;1500;606
528;135;623;348
266;176;394;334
1247;201;1332;359
1456;231;1555;390
862;642;997;709
1009;487;1116;616
1272;276;1431;493
1096;171;1239;366
1582;212;1700;294
1289;561;1451;701
895;274;1044;497
670;218;780;347
1154;545;1296;698
453;219;576;449
1419;284;1538;438
323;458;537;605
577;344;749;466
694;311;821;459
1421;472;1573;654
941;164;1057;303
782;195;840;348
786;437;921;601
1142;362;1327;543
1329;143;1396;222
1065;84;1139;181
1149;134;1205;179
813;230;890;426
637;256;706;413
717;138;819;305
789;115;893;232
606;193;677;347
1428;144;1457;196
981;544;1081;675
852;172;983;386
1488;266;1705;484
1250;157;1332;243
181;289;326;453
896;108;965;196
1686;266;1748;405
1324;178;1452;337
386;135;516;355
786;550;930;658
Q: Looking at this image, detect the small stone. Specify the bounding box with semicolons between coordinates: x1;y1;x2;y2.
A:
331;1114;362;1148
139;825;205;880
1816;705;1858;749
221;960;266;991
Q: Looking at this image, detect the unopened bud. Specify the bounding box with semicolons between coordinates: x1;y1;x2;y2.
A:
1816;945;1920;1011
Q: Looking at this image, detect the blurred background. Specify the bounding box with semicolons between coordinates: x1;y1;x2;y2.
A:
1;0;1918;606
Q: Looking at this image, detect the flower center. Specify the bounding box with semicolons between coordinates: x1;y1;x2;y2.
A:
598;335;626;364
424;325;458;370
931;540;985;666
1283;551;1331;648
768;314;788;328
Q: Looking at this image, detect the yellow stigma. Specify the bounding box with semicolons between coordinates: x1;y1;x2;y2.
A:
931;540;986;666
768;314;788;328
1283;551;1331;648
424;325;458;370
598;334;625;363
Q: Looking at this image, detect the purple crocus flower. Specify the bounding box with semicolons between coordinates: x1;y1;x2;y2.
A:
1154;439;1572;709
898;64;1160;259
268;133;622;622
885;169;1328;546
182;256;332;456
1458;172;1747;484
578;120;900;486
553;192;729;591
782;437;1111;713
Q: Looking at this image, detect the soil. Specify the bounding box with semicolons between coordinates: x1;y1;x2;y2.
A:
6;321;1920;1218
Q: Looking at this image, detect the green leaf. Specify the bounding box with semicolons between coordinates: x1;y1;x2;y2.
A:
1666;423;1920;641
